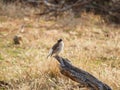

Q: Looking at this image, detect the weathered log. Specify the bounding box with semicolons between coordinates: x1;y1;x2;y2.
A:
54;55;112;90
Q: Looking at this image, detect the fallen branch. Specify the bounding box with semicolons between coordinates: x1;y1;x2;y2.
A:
54;55;112;90
35;0;93;16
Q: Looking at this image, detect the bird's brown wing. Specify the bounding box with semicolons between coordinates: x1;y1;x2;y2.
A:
51;43;59;55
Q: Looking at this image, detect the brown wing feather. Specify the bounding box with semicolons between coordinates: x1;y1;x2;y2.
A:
51;42;59;55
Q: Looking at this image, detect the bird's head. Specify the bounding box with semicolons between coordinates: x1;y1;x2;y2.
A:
58;39;62;43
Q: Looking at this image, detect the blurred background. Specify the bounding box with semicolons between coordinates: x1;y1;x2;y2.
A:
0;0;120;90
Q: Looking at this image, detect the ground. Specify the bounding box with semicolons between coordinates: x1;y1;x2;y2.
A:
0;3;120;90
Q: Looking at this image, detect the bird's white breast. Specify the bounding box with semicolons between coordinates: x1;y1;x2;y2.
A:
59;41;64;51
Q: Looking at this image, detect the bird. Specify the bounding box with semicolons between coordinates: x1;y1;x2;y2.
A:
47;39;64;58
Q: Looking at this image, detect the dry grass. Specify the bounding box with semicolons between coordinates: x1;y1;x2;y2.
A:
0;2;120;90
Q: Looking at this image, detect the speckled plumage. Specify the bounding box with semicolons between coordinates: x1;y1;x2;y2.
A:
47;39;64;58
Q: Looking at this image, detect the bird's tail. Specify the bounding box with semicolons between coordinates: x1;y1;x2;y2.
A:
47;54;50;58
47;49;53;59
47;53;53;58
